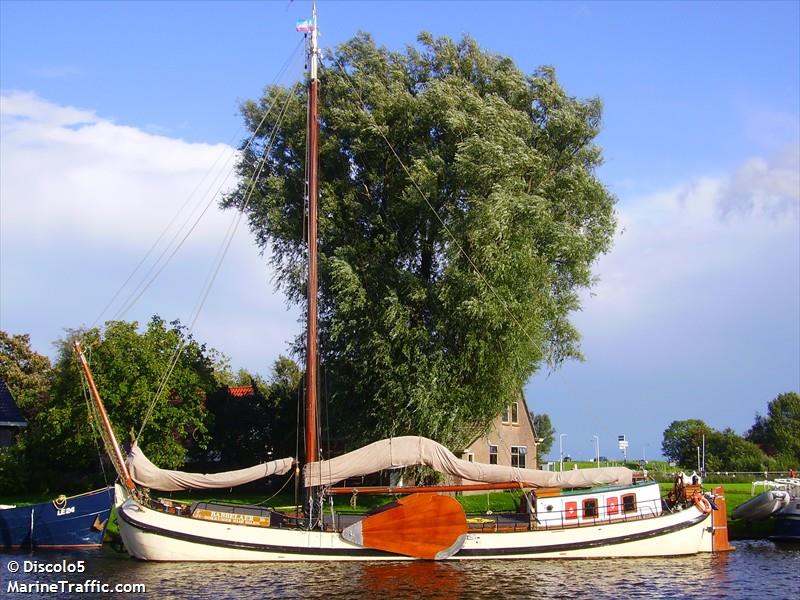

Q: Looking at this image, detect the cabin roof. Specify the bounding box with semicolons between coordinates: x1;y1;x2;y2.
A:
0;379;28;428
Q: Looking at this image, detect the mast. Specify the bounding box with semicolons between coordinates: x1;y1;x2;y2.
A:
74;340;136;492
305;3;320;465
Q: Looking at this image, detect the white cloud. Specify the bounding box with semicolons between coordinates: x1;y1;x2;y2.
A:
586;147;799;335
717;144;800;218
0;92;298;374
528;148;799;456
1;91;241;245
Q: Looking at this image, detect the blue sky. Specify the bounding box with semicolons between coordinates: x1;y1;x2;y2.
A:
1;1;798;462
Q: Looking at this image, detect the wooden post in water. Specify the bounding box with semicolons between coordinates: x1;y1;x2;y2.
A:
711;486;735;552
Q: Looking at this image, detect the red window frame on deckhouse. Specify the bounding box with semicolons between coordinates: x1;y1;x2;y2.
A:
622;493;637;513
582;498;599;519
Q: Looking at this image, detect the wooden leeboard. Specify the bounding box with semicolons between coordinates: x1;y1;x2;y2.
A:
341;493;467;560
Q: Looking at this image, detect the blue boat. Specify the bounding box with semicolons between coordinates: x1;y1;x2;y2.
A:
0;487;115;549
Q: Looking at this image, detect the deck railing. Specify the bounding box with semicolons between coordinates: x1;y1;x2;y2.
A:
466;498;665;533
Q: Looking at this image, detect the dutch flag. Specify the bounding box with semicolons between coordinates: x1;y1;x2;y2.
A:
296;19;315;33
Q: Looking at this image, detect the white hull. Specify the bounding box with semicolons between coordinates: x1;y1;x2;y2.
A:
117;496;713;561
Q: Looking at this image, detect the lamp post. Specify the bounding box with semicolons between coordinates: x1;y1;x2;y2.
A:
534;437;545;469
559;433;567;472
592;435;599;467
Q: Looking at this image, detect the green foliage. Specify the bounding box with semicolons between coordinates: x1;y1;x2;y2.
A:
0;331;53;420
200;356;301;467
705;428;772;472
223;33;616;449
0;332;54;492
661;419;713;467
746;392;800;467
532;412;554;462
1;318;219;494
662;419;774;472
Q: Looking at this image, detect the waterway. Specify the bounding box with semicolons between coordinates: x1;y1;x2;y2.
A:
1;540;797;599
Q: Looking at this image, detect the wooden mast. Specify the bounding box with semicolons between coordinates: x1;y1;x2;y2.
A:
74;340;136;492
305;3;320;465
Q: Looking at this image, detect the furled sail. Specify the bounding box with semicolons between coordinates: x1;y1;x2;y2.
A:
127;443;294;492
304;436;632;489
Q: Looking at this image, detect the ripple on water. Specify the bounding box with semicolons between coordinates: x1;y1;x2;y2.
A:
0;540;797;599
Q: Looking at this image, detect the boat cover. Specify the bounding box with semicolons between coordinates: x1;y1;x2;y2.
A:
304;436;633;489
127;443;294;492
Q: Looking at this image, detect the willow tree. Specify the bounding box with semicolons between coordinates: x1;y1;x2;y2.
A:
223;33;616;450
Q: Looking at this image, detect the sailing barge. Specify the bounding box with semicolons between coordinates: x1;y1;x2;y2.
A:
73;6;734;561
76;334;734;561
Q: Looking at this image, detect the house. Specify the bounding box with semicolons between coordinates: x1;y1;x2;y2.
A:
0;378;27;448
460;390;538;473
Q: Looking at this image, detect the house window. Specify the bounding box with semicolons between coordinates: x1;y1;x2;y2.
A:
511;446;527;468
583;498;599;519
462;452;474;462
502;402;519;425
622;494;637;513
489;445;498;465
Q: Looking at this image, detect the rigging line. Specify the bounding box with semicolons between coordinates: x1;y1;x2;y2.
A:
109;39;305;325
324;58;540;350
254;468;296;506
135;79;302;444
294;379;302;511
101;39;304;327
94;129;241;329
80;363;109;484
183;77;302;335
113;96;275;323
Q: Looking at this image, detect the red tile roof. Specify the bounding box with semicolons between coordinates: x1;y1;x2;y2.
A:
228;385;255;398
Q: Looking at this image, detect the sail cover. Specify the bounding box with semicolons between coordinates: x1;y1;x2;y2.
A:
127;443;294;492
304;436;632;489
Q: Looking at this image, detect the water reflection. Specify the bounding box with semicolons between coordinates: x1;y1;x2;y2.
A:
358;561;463;598
1;541;797;599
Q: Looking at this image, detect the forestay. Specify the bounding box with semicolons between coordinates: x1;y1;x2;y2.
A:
127;443;294;492
304;436;633;489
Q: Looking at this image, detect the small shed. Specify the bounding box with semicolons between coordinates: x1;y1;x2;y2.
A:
0;378;27;447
